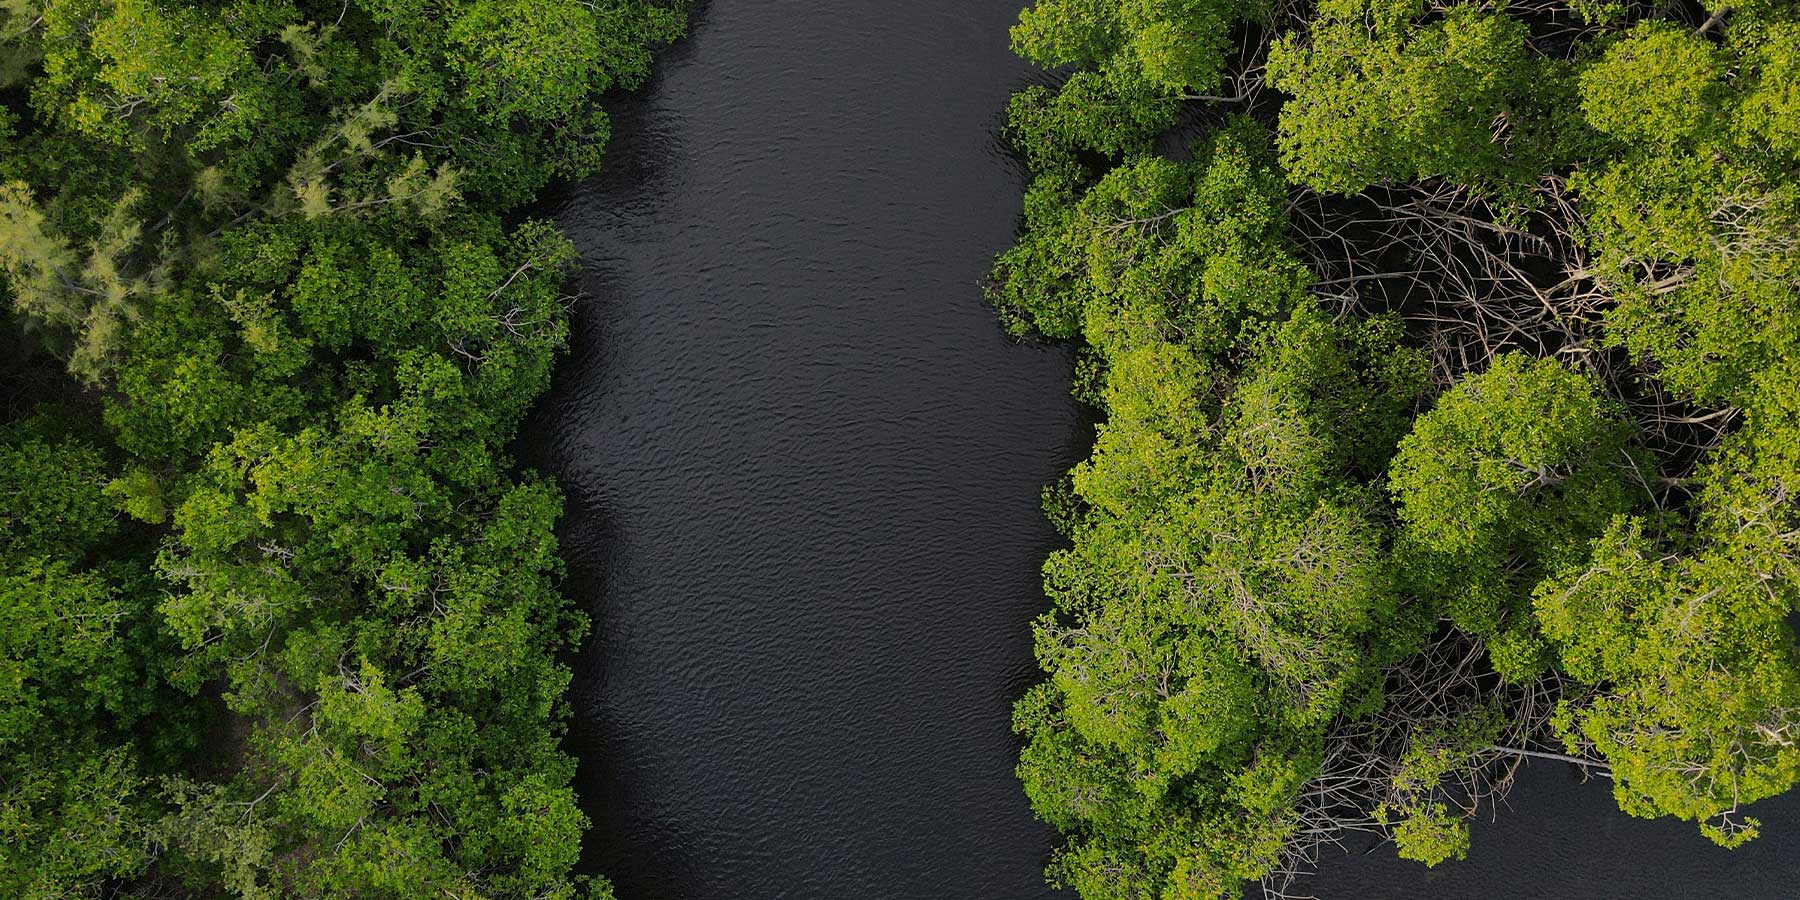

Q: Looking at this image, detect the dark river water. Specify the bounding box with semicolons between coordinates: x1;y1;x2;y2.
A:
522;3;1800;899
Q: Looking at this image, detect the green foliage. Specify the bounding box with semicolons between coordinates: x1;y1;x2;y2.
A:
1537;516;1800;845
0;0;682;894
999;0;1271;174
1543;16;1800;847
1000;121;1439;898
107;218;594;896
1389;802;1470;866
452;0;679;127
0;427;172;897
1000;0;1800;892
1378;705;1504;865
1267;0;1577;195
0;435;114;558
6;0;685;372
1389;354;1639;679
1735;23;1800;159
1012;0;1269;95
0;180;152;381
1575;18;1800;408
1579;23;1723;149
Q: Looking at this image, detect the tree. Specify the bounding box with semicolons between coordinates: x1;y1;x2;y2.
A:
999;0;1800;893
1;0;684;895
1537;516;1800;846
1266;0;1574;195
1389;354;1640;680
1002;121;1444;899
0;430;168;896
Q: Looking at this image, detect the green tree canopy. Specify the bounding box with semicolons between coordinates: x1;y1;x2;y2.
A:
0;0;683;895
997;0;1800;895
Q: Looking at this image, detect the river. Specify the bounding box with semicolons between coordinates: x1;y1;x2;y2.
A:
522;2;1800;898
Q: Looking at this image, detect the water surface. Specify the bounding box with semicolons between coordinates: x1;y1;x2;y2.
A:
528;3;1082;897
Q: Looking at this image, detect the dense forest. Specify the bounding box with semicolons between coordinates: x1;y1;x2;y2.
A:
0;0;683;896
993;0;1800;897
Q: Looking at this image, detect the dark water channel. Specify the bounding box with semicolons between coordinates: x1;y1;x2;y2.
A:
522;3;1800;899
